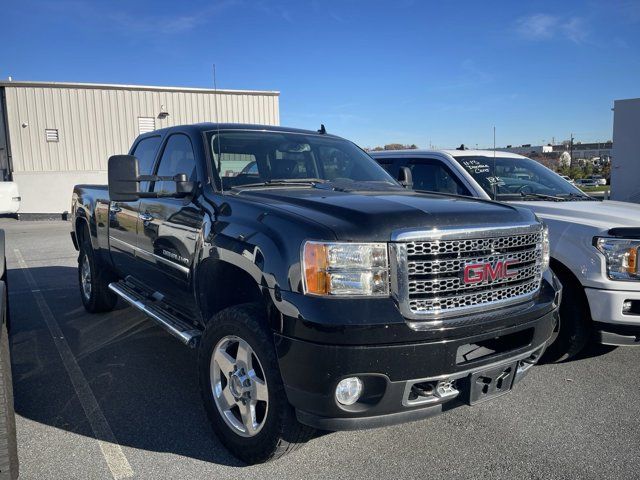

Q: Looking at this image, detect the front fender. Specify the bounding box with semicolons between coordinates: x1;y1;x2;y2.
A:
545;217;640;292
199;193;337;294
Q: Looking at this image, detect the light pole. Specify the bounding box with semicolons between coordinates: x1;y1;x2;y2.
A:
569;133;574;169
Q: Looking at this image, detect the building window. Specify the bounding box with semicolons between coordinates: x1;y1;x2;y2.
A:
138;117;155;135
45;129;59;142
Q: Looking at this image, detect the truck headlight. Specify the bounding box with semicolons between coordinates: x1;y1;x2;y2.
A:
302;241;389;296
595;237;639;281
541;225;550;272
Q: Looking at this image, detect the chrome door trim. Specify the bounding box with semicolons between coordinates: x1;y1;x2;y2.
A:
108;235;190;275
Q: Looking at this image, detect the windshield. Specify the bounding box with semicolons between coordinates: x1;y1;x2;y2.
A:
207;130;397;190
453;155;588;200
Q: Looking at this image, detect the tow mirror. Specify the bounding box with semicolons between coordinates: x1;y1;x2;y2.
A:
108;156;196;201
398;166;413;189
108;155;140;202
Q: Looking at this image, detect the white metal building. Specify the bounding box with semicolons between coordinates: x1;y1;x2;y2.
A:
0;80;280;215
611;97;640;203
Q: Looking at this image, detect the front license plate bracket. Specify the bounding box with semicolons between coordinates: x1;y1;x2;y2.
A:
464;361;518;405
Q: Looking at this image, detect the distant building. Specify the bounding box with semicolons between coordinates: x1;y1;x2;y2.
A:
552;141;613;162
0;80;280;215
497;141;613;166
496;144;553;156
611;98;640;203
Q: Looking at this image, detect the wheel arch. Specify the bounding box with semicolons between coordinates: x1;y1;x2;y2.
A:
75;215;92;247
550;257;591;316
196;258;271;326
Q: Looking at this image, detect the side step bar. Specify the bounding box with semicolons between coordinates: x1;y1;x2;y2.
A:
109;282;201;348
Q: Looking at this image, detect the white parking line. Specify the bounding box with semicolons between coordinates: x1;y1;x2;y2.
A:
14;249;134;479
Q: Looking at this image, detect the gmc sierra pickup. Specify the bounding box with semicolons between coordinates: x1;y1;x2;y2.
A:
372;149;640;361
71;124;560;463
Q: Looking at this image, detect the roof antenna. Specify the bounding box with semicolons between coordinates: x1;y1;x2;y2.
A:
317;124;326;134
456;143;466;150
213;64;223;188
492;126;497;199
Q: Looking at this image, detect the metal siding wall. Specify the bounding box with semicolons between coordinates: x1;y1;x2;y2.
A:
4;85;279;174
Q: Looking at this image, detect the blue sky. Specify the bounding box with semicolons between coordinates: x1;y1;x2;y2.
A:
1;0;638;148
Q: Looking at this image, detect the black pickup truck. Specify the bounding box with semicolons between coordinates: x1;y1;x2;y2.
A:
71;124;561;463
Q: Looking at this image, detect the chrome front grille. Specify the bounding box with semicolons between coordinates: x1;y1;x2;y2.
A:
405;232;541;256
390;224;544;323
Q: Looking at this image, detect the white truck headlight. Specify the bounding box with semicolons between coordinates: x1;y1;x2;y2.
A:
541;225;550;272
595;237;639;281
302;241;389;296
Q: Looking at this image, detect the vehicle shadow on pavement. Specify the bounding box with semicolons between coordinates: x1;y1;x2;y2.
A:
568;342;617;362
7;265;269;467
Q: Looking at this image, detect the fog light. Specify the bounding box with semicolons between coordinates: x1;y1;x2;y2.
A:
623;301;633;314
335;377;363;406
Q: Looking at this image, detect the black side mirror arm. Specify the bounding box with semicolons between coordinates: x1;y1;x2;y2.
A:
136;173;196;198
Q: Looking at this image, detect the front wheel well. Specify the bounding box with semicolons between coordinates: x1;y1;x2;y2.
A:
197;260;265;323
549;257;590;310
550;258;580;289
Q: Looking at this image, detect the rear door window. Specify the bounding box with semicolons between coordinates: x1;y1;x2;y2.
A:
153;134;197;194
408;159;470;195
131;136;162;176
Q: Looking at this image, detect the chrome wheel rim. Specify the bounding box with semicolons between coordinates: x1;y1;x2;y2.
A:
80;254;92;300
210;335;269;437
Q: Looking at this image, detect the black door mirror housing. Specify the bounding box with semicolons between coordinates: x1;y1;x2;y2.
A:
108;155;196;201
398;167;413;189
174;173;195;196
108;155;140;202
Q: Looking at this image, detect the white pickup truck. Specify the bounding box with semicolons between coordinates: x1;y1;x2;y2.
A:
372;149;640;361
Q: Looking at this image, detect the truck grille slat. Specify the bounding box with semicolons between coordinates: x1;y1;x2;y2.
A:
393;226;544;322
408;249;539;276
408;280;541;313
409;263;541;295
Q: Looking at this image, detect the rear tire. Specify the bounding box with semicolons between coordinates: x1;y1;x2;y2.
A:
78;235;117;313
198;303;313;464
541;268;591;363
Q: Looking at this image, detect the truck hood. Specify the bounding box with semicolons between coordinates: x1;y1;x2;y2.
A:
237;187;538;241
510;200;640;233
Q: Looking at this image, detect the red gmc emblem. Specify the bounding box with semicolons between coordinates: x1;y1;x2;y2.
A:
463;260;518;284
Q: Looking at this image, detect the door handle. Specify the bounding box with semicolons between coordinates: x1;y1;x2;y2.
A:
139;212;154;222
109;204;121;213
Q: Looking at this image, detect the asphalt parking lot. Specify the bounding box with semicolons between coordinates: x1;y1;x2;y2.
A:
4;218;640;479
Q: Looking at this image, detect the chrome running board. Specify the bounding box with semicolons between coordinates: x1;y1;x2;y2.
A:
109;281;201;348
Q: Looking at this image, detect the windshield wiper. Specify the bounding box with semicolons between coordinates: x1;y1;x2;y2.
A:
231;178;328;189
518;192;565;201
558;192;597;201
270;178;328;184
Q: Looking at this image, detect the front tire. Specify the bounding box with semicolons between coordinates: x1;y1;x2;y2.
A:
541;268;591;363
198;303;313;464
78;236;117;313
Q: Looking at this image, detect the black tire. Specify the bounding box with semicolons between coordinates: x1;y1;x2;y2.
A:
2;260;9;333
78;235;117;313
0;321;18;479
198;303;313;464
541;268;591;363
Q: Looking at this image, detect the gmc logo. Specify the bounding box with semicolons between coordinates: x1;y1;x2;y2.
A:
463;260;518;284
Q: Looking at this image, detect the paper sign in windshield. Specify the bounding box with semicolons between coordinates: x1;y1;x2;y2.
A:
461;159;490;174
